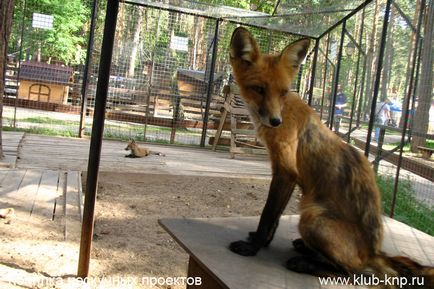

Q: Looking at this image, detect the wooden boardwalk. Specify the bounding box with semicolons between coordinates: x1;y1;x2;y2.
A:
0;168;83;241
16;133;271;178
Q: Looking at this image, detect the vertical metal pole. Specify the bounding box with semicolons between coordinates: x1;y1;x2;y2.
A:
347;9;365;142
13;0;28;128
200;19;220;147
364;0;392;157
319;33;331;120
328;20;346;130
307;39;319;106
390;0;425;218
77;0;119;278
78;0;99;138
356;47;368;127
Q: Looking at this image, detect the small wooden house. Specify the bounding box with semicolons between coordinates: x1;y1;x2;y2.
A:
17;61;73;104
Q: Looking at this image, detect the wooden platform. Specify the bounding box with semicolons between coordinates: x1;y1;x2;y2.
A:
0;131;24;168
160;215;434;289
0;168;83;241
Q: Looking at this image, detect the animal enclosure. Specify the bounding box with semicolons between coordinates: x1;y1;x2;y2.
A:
4;0;434;237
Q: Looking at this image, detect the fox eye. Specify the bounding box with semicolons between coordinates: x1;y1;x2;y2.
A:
250;86;265;95
281;89;289;96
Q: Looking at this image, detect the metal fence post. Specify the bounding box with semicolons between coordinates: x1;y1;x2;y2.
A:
200;19;220;147
328;20;346;130
390;0;426;218
364;0;393;157
78;0;99;138
307;39;319;107
77;0;119;278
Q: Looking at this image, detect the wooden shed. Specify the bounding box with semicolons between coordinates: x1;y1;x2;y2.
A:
17;61;73;104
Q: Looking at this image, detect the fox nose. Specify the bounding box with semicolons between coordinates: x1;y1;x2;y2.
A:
269;118;282;127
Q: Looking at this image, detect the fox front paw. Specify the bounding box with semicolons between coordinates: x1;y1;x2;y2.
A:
229;240;259;256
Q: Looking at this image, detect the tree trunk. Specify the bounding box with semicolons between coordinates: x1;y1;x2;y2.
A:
411;0;433;152
128;7;143;78
0;0;16;160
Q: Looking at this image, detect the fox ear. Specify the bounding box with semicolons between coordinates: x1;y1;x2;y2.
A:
230;27;260;64
131;139;135;143
280;38;311;68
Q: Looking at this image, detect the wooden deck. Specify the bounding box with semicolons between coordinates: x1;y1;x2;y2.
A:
15;133;271;178
160;216;434;289
0;168;83;241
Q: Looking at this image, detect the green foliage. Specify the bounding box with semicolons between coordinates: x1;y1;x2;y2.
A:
9;0;90;65
377;174;434;235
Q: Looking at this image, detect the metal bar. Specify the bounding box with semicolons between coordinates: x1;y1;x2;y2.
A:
328;21;346;130
356;45;368;127
225;19;315;39
318;0;373;39
373;127;386;172
77;0;119;278
307;39;319;106
227;8;353;19
390;0;426;218
344;30;366;56
319;34;331;120
347;8;365;142
78;0;99;138
392;0;417;33
200;20;220;147
271;0;281;16
364;0;392;157
124;0;317;39
121;0;217;20
408;36;424;141
13;0;28;128
318;46;336;67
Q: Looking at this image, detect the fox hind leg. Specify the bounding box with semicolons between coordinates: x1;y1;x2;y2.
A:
288;213;368;277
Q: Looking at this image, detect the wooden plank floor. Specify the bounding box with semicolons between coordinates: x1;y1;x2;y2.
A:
0;168;83;241
0;132;24;168
17;133;271;178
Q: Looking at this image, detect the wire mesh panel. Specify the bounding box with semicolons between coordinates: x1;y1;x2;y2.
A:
84;4;224;145
3;0;432;235
5;0;91;137
376;0;433;235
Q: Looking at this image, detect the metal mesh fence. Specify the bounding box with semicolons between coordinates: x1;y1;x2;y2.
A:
3;0;433;235
4;0;90;137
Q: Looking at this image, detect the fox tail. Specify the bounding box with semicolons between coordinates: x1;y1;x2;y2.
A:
368;254;434;289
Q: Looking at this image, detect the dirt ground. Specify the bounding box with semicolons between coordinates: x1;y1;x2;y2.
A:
88;172;300;288
0;170;300;289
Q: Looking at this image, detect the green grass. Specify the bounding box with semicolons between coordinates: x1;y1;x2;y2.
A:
377;175;434;235
382;139;434;151
2;126;78;138
4;116;80;126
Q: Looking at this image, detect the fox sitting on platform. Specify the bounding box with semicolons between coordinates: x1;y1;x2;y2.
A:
125;140;165;158
228;27;433;288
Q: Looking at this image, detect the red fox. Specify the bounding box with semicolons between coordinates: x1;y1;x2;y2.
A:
124;140;165;158
228;27;433;287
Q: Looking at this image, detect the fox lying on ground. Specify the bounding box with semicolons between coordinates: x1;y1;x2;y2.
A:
125;140;165;157
228;27;433;288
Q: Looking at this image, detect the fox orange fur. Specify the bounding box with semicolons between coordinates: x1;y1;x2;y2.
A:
125;140;165;158
228;27;433;288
